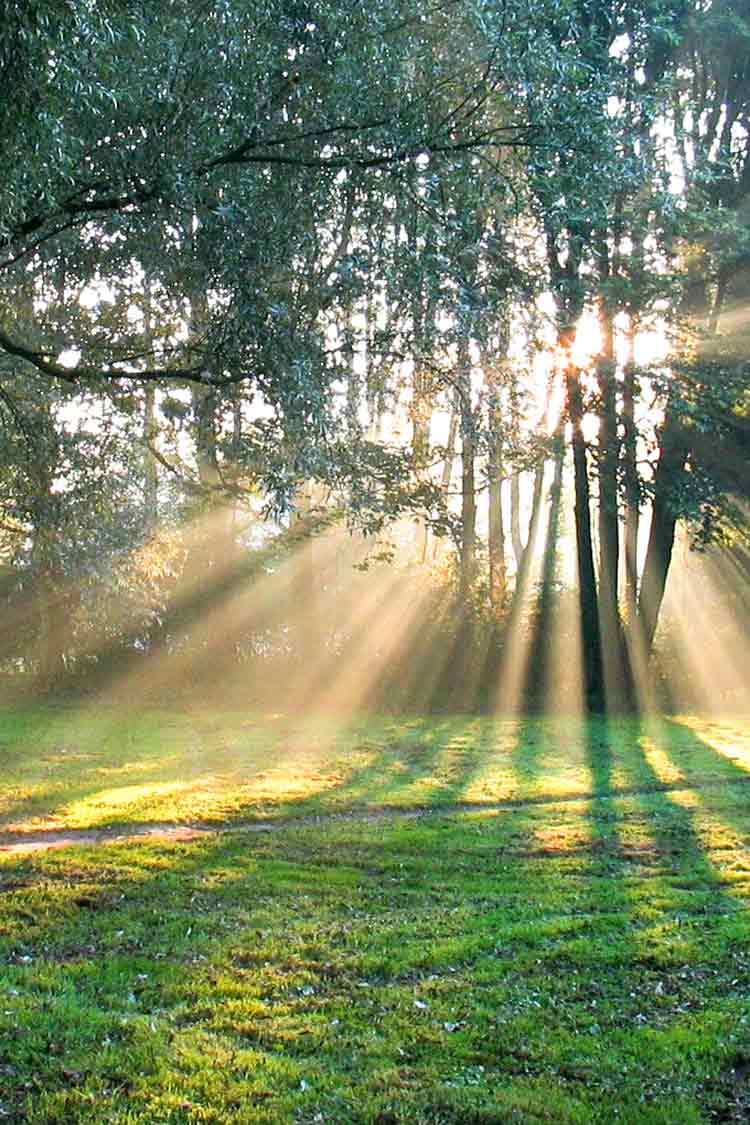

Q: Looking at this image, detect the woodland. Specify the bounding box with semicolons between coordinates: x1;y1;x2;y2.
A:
0;0;748;714
1;5;750;1122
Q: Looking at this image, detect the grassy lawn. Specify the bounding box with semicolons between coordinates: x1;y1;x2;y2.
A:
1;708;750;1121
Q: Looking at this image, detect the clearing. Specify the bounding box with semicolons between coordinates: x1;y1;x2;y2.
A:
1;707;750;1122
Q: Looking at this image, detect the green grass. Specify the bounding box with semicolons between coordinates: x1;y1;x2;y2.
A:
1;705;750;831
1;708;750;1122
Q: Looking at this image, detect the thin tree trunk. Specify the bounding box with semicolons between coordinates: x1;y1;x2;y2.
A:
638;408;689;651
510;471;523;568
432;403;458;560
596;295;624;708
458;342;476;604
636;245;716;656
529;430;565;703
507;460;546;616
292;483;319;664
34;552;68;687
486;358;507;611
488;476;506;611
566;357;604;710
622;317;639;628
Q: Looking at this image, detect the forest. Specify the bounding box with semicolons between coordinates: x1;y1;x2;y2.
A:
1;3;750;1122
1;0;748;715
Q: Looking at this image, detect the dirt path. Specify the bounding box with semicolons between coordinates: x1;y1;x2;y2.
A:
0;772;748;856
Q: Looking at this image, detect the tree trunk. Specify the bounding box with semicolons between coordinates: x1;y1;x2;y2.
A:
141;280;159;523
488;475;506;612
566;359;604;710
622;320;639;627
433;403;458;560
638;409;689;652
596;298;625;708
411;367;434;560
506;459;546;621
529;430;565;703
458;342;476;604
292;483;319;665
32;508;69;689
486;359;507;611
143;384;158;519
510;471;524;568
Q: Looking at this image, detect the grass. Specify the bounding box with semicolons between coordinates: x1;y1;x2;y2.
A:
2;705;750;831
1;707;750;1121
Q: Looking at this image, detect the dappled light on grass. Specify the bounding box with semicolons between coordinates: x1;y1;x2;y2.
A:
637;727;687;787
59;781;195;824
4;718;750;1122
677;719;750;773
460;719;522;803
4;703;750;844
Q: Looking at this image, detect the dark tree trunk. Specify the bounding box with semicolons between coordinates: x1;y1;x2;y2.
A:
622;326;639;628
432;402;458;561
510;471;524;568
566;360;604;710
638;410;689;652
486;358;507;611
35;565;69;688
529;432;565;703
596;299;625;708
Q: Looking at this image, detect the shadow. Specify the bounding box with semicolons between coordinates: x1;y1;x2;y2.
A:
2;716;750;1121
0;709;497;834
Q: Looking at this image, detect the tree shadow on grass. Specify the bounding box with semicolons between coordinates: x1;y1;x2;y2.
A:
603;718;748;944
656;716;750;843
0;709;504;835
3;718;750;1123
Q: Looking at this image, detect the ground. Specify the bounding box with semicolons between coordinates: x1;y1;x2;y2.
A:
1;707;750;1122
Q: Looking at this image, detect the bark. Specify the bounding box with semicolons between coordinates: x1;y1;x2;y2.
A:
141;280;159;522
635;228;717;655
507;460;546;618
596;316;619;622
34;536;68;688
458;342;476;604
529;431;565;701
291;484;319;664
596;294;624;708
143;385;158;519
622;321;639;627
191;383;221;491
441;406;459;493
493;453;547;713
488;475;506;612
510;471;523;567
638;409;689;651
433;402;458;561
566;357;604;710
486;359;507;611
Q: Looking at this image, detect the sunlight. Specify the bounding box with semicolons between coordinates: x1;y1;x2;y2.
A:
656;546;750;715
61;780;194;822
678;717;750;774
637;727;686;786
461;719;521;803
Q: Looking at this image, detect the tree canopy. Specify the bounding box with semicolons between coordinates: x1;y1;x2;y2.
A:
0;0;748;711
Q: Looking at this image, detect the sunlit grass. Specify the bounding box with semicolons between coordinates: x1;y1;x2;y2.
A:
2;708;750;836
1;713;750;1121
